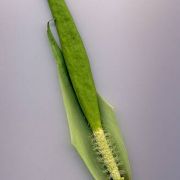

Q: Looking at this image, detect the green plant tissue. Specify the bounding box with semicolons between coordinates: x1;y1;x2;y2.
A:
47;23;132;180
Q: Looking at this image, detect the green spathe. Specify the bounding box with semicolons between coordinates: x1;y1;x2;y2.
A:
47;23;132;180
48;0;101;131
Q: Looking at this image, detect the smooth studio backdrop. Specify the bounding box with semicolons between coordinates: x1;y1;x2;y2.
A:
0;0;180;179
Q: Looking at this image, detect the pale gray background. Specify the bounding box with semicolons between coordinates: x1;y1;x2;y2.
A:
0;0;180;180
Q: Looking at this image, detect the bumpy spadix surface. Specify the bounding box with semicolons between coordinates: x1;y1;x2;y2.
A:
94;128;124;180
